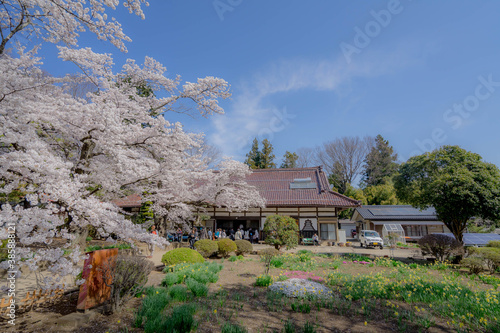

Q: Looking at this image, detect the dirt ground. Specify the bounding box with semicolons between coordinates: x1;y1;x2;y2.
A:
0;243;457;333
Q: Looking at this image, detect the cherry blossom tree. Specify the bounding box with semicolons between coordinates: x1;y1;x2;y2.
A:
0;0;264;287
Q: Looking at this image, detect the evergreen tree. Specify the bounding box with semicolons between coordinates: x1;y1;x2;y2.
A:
362;134;398;187
280;151;298;168
260;139;276;168
245;138;261;169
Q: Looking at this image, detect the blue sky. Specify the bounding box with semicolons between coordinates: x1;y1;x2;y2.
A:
37;0;500;167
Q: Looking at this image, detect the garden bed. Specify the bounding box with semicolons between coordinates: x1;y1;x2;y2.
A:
3;250;499;332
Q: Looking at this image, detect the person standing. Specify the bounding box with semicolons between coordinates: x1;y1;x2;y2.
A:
148;225;157;258
215;228;220;240
177;227;183;243
189;228;197;249
253;229;259;244
235;228;242;240
208;228;213;240
221;229;227;238
229;228;235;240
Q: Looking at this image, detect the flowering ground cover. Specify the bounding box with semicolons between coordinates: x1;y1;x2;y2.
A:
6;250;499;332
128;251;499;332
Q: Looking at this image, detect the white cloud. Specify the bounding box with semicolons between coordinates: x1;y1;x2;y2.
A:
210;45;419;159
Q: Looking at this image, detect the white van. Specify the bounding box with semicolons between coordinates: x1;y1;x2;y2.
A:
359;230;384;249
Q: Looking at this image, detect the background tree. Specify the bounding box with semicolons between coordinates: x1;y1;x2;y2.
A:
280;151;298;168
364;183;399;205
315;136;373;193
394;145;500;243
263;215;299;250
362;134;398;187
245;138;261;169
296;147;315;168
260;139;276;169
338;185;366;219
244;138;275;169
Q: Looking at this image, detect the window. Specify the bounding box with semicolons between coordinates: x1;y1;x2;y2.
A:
320;223;336;240
402;225;428;237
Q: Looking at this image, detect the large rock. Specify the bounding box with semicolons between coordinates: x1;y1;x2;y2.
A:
268;278;333;298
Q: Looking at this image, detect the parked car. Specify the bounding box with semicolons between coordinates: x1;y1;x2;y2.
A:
359;230;384;249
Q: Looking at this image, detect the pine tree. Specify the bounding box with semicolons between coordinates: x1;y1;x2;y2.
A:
362;135;398;187
260;139;276;168
280;151;298;168
245;138;261;169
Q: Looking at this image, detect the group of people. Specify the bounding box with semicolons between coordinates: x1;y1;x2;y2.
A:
208;227;260;243
183;227;261;248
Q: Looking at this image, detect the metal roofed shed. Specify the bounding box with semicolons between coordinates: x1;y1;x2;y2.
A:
437;233;500;247
382;224;406;245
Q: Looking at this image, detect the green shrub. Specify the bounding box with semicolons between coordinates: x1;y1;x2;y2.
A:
161;248;204;266
194;239;218;258
185;277;208;297
207;262;224;274
270;256;284;268
486;240;500;248
255;275;273;287
86;236;92;242
418;234;463;261
164;304;197;333
168;285;188;302
134;287;170;330
468;246;500;274
461;255;484;274
163;262;222;285
263;214;299;250
234;240;253;256
217;238;237;258
162;272;182;287
191;271;210;284
221;322;248;333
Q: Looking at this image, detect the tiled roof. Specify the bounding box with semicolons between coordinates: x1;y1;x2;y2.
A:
354;205;439;221
245;167;360;208
113;167;361;209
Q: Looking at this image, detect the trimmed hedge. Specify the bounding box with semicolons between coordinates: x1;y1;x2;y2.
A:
161;248;204;266
234;240;253;256
194;239;218;258
217;238;237;258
